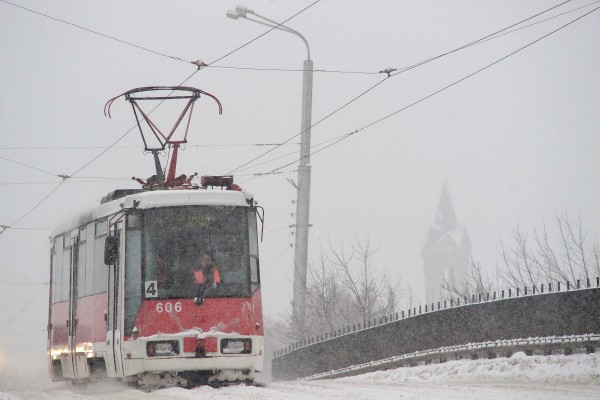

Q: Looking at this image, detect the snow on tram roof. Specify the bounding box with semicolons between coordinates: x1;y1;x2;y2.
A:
51;189;253;239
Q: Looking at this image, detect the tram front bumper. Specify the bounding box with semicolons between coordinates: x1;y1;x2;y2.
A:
121;335;264;376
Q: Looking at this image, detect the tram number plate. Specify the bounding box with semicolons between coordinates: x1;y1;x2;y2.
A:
156;302;182;314
145;281;158;298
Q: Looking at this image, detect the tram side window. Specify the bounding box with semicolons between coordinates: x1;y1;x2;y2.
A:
85;222;95;296
124;214;142;336
60;234;71;302
249;212;260;286
77;226;87;298
93;220;108;294
95;220;107;236
51;237;64;304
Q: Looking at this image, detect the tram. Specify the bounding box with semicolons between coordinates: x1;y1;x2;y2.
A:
47;87;264;388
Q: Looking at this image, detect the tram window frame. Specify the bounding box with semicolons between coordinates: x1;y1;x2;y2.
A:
95;220;107;237
84;222;96;296
127;213;141;229
93;219;109;295
77;226;87;298
61;235;71;302
51;237;63;304
249;211;260;286
63;233;71;249
124;213;142;336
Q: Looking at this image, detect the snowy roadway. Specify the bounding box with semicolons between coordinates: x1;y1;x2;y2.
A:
2;352;599;399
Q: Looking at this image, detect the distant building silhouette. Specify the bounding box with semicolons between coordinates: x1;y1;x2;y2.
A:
421;184;471;302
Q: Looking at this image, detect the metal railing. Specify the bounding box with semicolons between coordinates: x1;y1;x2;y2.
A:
274;277;600;358
302;334;600;381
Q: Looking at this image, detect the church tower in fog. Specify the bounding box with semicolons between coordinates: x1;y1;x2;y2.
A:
421;184;471;302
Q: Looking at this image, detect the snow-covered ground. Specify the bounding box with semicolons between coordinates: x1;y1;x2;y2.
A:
1;352;598;399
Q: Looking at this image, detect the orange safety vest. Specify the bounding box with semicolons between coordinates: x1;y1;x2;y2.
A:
194;268;220;285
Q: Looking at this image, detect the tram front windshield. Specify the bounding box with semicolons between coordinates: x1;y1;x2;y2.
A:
143;206;251;299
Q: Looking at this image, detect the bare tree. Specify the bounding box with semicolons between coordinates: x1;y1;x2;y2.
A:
378;269;402;318
304;249;351;334
327;235;399;325
498;211;599;289
268;235;404;346
498;224;541;289
442;258;493;299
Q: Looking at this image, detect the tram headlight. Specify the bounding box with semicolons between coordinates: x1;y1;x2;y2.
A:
221;338;252;354
146;340;180;357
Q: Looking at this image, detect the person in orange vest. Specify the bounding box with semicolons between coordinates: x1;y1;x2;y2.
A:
193;252;221;305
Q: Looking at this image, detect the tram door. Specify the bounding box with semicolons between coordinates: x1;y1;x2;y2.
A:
106;223;124;378
59;234;78;378
62;231;89;379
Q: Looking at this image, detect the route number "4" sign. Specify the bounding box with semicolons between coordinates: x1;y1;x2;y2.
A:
145;280;158;298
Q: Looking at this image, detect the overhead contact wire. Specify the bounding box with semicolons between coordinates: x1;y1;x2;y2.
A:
0;155;62;177
0;0;188;64
249;6;600;181
225;0;577;175
0;2;320;234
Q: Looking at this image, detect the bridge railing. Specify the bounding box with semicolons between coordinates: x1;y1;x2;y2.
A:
303;333;600;381
272;278;600;380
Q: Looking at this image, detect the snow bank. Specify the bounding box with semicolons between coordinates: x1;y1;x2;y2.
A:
339;352;600;385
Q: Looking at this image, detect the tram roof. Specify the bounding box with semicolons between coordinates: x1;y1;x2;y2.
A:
50;189;254;239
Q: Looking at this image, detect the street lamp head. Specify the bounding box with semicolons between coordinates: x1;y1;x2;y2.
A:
226;10;240;19
235;5;253;17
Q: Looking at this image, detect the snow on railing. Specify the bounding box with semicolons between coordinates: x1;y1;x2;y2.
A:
273;277;600;358
301;334;600;381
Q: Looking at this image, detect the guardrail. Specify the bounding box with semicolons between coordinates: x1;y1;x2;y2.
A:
303;334;600;380
272;280;600;381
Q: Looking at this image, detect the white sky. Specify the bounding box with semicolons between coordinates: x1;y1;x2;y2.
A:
1;0;599;367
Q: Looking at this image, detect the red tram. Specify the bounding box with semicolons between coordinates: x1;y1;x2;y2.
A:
47;87;264;388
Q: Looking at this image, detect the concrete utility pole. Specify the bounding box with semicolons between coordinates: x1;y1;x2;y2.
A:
227;6;313;325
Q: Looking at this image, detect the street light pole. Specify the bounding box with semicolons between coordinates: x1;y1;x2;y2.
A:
227;6;313;325
294;56;312;326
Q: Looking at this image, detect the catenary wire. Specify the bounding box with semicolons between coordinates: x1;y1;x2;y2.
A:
5;0;580;182
208;0;596;76
0;0;390;77
0;3;325;333
68;1;322;177
0;2;320;234
0;227;51;230
225;75;387;176
0;0;188;64
2;0;591;80
0;329;46;335
262;246;293;275
0;143;299;150
230;0;577;174
201;0;321;67
2;1;582;232
206;64;378;75
388;0;577;75
0;155;62;178
0;0;382;76
242;6;600;183
470;1;600;46
266;201;295;228
0;285;47;331
0;68;195;234
4;0;592;77
1;182;64;235
231;133;352;174
265;226;294;234
224;0;577;176
0;179;130;186
1;0;581;179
